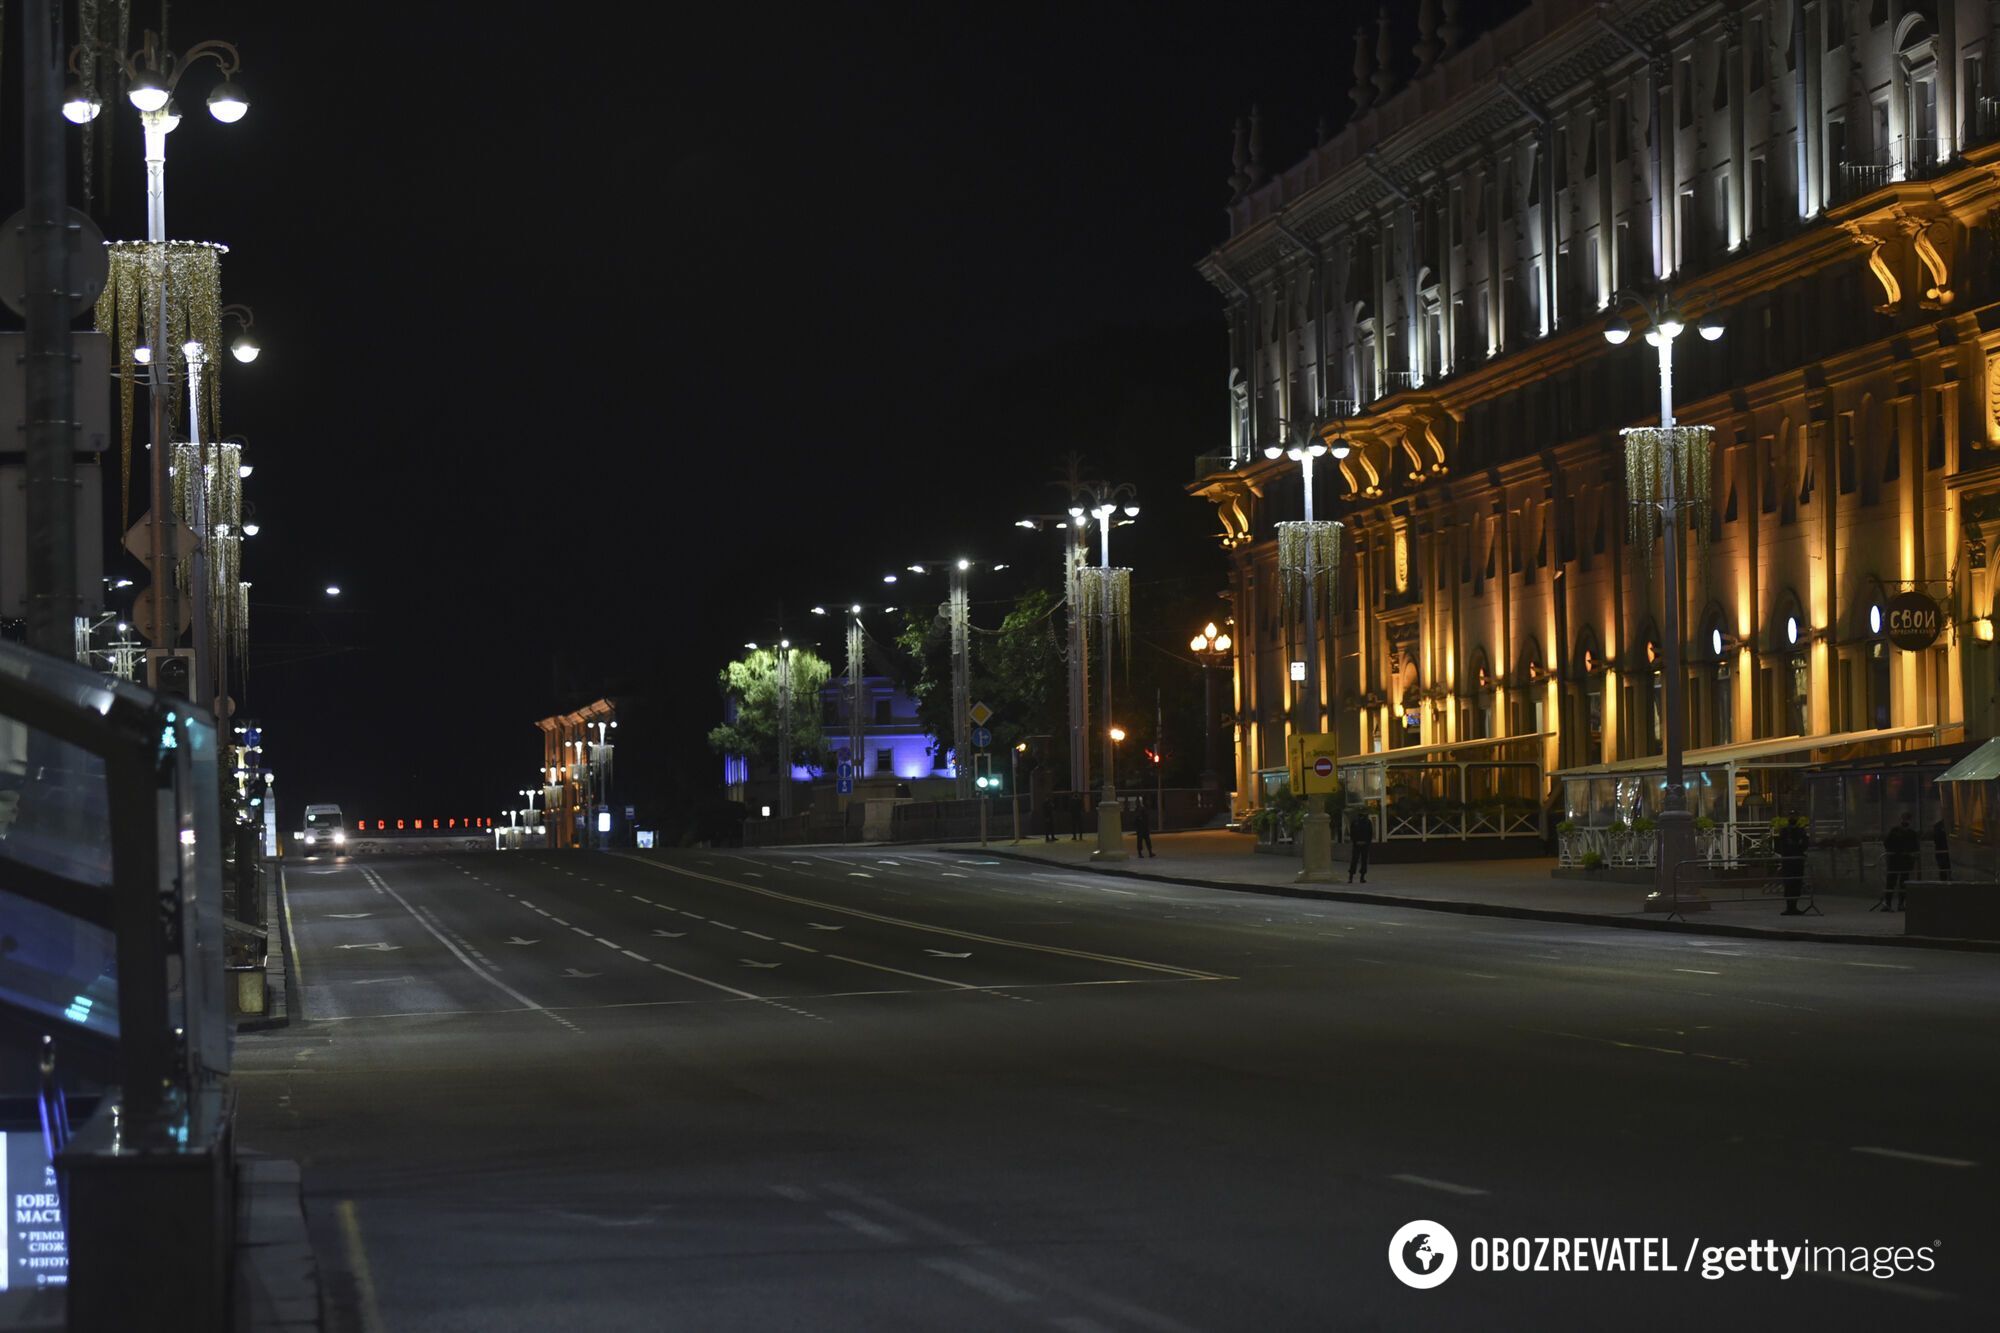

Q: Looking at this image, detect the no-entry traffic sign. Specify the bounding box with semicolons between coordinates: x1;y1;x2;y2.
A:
1313;756;1334;778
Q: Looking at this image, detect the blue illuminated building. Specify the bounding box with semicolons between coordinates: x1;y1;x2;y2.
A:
721;675;951;806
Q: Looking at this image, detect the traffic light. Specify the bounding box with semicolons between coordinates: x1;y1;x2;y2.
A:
1144;747;1162;766
973;752;998;791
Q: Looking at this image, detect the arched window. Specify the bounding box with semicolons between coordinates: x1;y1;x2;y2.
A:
1769;590;1810;737
1700;606;1735;746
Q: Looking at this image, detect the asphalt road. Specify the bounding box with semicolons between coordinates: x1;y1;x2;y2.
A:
235;847;2000;1331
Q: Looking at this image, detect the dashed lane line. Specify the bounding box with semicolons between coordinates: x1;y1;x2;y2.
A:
616;854;1230;981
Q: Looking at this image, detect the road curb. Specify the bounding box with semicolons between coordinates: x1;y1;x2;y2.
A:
238;862;298;1032
942;847;2000;954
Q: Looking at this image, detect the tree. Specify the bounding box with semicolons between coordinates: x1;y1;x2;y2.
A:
707;647;832;778
892;588;1069;786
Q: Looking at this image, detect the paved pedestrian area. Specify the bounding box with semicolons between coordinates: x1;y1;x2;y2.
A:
942;828;1968;947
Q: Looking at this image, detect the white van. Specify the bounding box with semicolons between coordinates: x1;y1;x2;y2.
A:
299;804;348;859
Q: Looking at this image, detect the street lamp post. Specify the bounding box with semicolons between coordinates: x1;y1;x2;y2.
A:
1017;514;1093;803
1604;290;1724;911
1189;622;1234;790
1265;423;1347;882
66;29;248;687
1070;483;1139;860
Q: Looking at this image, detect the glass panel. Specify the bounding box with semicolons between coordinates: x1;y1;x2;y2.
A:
0;716;111;890
0;885;118;1038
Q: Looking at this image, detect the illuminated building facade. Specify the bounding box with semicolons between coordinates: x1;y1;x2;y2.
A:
720;676;951;806
1196;0;2000;822
538;697;615;850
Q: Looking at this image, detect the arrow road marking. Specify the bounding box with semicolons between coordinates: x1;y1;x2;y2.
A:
326;912;374;919
924;950;972;959
740;959;783;969
504;937;540;946
561;968;601;979
808;923;844;931
651;929;686;938
336;942;402;952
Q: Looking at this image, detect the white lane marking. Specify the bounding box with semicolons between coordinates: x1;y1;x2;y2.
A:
1851;1146;1979;1168
825;1209;903;1243
1530;1027;1748;1068
571;925;592;936
355;865;576;1032
741;959;783;969
770;1185;815;1203
941;872;969;879
822;1183;1198;1333
549;917;570;926
560;969;600;979
924;949;972;959
877;860;901;866
1674;968;1722;976
922;1258;1033;1306
743;871;763;877
1389;1173;1489;1196
326;912;374;919
791;860;811;866
712;922;738;931
346;977;409;986
848;872;873;878
1844;961;1913;970
645;961;765;999
632;896;652;905
1095;885;1137;897
781;941;818;953
682;912;706;920
651;929;685;938
621;855;1228;981
336;942;402;952
825;953;975;990
621;950;648;962
808;923;844;931
596;938;624;950
743;930;774;941
504;937;539;946
1461;972;1501;980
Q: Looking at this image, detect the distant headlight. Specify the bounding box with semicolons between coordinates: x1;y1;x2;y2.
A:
333;831;347;846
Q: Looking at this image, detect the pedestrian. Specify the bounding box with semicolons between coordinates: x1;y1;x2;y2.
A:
1881;812;1919;912
1042;796;1057;842
1931;817;1951;881
1133;797;1155;857
1347;807;1374;883
1069;794;1084;840
1774;816;1809;915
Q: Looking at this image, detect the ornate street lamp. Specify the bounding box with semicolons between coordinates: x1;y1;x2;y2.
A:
1604;288;1725;911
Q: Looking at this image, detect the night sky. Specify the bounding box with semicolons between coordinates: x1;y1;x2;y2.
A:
19;1;1523;821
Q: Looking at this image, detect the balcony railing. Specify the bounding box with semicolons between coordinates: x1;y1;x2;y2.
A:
1380;369;1421;395
1834;140;1949;204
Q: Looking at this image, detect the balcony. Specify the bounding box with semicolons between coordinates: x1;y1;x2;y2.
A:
1193;450;1251;482
1832;140;1947;205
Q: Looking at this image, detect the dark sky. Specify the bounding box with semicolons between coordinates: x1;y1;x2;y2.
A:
19;0;1522;819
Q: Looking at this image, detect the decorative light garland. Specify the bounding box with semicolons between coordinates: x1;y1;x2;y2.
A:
1079;566;1132;674
1275;520;1342;630
1622;425;1714;565
94;240;228;523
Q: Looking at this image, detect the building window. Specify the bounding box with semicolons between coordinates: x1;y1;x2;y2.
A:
1929;391;1949;469
1678;58;1694;128
1749;157;1768;236
875;748;894;775
1614;97;1630;161
874;699;891;724
1838;413;1857;494
1786;655;1810;736
1826;2;1844;50
1749;20;1766;91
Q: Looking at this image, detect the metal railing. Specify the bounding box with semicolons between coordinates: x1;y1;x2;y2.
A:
1192;450;1249;481
1655;857;1821;922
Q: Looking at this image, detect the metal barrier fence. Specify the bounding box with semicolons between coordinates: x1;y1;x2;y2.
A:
1658;857;1823;923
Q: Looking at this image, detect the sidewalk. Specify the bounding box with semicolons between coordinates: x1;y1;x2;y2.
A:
938;829;2000;952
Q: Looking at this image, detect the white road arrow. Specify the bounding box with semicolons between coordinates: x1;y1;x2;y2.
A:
560;968;600;979
326;912;374;919
650;929;686;938
923;950;972;959
807;923;844;931
336;942;402;952
504;937;539;945
739;959;783;969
